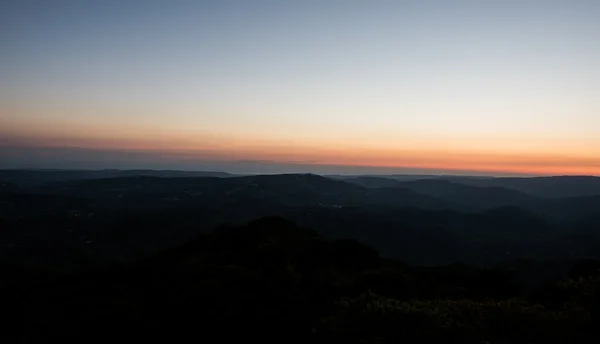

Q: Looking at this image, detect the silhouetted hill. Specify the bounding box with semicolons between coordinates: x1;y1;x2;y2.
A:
542;195;600;222
282;205;556;265
343;175;600;198
344;176;404;188
442;176;600;198
396;179;540;210
0;169;233;188
3;172;600;267
159;216;382;271
331;174;448;181
31;174;452;210
2;218;599;343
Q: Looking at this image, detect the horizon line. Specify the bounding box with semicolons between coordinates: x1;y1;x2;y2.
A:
2;167;598;179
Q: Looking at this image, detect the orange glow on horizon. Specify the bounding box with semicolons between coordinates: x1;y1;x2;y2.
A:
3;135;599;176
2;107;600;176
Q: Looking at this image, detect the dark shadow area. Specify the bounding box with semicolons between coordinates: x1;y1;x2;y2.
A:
2;171;600;342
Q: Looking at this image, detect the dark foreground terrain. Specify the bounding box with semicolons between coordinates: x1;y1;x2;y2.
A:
2;217;600;343
2;170;600;342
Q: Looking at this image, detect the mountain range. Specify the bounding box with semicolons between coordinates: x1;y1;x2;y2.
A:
2;170;600;266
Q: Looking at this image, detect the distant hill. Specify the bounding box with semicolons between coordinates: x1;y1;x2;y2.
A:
0;169;234;188
344;176;404;188
283;205;555;265
330;174;444;182
540;195;600;222
6;170;599;198
32;173;451;210
331;174;495;182
440;176;600;198
348;175;600;200
395;179;540;210
3;171;600;267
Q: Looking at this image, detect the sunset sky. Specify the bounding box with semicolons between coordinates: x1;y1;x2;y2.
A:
2;0;599;175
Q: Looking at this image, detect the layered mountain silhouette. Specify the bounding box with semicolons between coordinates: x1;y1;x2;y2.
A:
2;171;600;267
346;178;540;210
439;175;600;198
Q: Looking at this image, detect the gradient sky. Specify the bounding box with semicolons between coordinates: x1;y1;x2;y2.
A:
1;0;600;175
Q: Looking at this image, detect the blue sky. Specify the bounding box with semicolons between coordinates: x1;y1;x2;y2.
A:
2;1;600;174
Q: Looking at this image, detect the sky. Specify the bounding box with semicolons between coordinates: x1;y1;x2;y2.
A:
1;0;599;175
